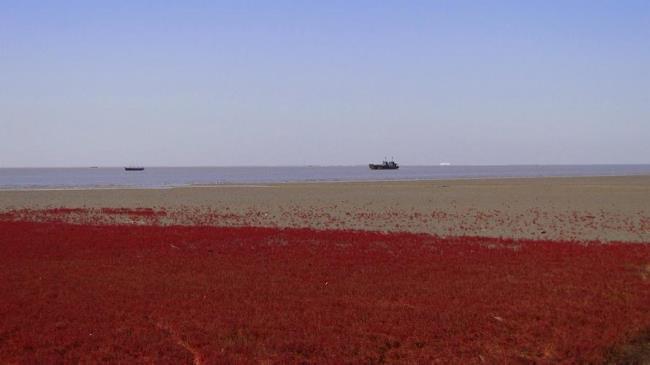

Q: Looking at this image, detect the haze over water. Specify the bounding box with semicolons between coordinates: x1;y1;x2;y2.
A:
2;165;650;189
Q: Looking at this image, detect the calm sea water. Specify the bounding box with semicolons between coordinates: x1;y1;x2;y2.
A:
1;165;649;189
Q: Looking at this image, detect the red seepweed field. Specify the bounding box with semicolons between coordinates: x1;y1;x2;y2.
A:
0;209;649;364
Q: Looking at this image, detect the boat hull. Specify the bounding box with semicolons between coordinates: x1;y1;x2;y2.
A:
369;164;399;170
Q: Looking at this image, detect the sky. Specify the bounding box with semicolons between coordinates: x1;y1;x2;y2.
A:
1;1;649;167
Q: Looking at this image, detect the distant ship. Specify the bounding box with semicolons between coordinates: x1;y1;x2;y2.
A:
369;158;399;170
124;167;145;171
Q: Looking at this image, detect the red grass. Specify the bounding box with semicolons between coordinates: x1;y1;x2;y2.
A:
0;212;649;364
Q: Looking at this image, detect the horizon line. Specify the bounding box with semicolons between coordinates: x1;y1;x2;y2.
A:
2;163;650;169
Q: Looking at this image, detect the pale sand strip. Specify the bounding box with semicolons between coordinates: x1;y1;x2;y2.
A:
1;176;649;242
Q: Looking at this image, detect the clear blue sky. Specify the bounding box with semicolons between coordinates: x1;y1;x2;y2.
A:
1;1;649;167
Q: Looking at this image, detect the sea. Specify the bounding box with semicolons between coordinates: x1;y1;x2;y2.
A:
1;165;649;190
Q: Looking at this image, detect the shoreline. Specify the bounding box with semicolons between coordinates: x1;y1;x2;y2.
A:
1;175;649;242
1;173;650;192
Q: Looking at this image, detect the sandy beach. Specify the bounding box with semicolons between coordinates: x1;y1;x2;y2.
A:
2;175;649;242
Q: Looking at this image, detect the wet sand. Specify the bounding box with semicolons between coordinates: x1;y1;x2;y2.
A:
1;176;649;242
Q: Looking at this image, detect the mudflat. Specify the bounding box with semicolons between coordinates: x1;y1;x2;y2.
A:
1;175;649;242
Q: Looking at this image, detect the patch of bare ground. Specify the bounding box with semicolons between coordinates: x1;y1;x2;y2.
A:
604;329;650;365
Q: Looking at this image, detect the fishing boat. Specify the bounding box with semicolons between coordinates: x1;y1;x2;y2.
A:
124;167;145;171
369;158;399;170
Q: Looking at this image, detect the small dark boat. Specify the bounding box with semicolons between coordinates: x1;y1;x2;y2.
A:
124;167;145;171
369;159;399;170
